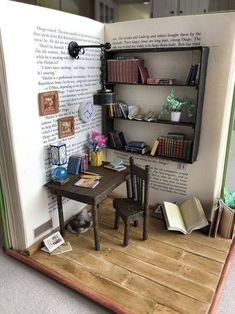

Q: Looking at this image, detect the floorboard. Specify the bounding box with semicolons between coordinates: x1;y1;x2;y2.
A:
29;198;233;314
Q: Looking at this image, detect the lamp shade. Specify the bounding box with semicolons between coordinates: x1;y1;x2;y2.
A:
93;88;117;106
50;143;67;166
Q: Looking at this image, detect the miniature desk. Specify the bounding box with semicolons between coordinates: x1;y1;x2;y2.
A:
46;163;129;250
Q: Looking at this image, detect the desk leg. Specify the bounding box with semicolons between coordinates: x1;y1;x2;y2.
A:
57;195;65;236
92;204;100;251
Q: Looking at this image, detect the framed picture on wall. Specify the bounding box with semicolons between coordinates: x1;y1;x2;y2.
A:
38;90;59;116
58;116;75;138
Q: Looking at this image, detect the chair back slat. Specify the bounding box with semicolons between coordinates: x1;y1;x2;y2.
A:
129;157;150;208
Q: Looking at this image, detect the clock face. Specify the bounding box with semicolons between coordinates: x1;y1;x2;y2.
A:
79;101;94;122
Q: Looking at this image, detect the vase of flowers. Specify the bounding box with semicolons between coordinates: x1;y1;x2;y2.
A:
87;130;107;166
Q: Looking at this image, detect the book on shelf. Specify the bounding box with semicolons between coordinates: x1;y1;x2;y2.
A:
108;131;126;149
150;139;159;156
118;102;129;118
42;231;65;254
186;63;200;85
125;145;150;154
162;197;208;234
156;136;192;161
128;105;140;119
167;133;185;140
107;57;144;83
138;65;149;84
127;141;145;148
74;178;100;189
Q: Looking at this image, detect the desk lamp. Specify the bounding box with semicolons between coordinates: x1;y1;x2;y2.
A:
50;142;68;183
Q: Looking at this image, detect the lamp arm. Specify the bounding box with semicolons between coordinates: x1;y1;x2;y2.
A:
68;41;111;59
68;41;111;91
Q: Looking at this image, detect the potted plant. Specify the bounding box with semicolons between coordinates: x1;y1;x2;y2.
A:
162;89;193;122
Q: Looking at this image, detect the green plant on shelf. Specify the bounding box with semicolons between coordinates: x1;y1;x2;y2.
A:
162;89;194;117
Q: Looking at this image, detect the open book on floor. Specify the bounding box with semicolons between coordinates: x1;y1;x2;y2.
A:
162;197;208;234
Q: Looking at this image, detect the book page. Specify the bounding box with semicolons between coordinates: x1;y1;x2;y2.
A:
180;197;208;233
105;13;235;220
0;1;104;249
163;202;186;233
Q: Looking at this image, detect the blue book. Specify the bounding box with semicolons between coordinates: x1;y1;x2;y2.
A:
111;158;123;169
127;141;145;148
67;156;81;175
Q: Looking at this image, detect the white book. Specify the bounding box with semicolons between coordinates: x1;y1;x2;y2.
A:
42;231;65;253
163;197;208;234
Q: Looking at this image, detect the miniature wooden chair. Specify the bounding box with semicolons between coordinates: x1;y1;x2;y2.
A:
113;157;150;247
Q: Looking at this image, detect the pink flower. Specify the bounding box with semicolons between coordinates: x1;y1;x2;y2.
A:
97;135;106;146
91;130;100;139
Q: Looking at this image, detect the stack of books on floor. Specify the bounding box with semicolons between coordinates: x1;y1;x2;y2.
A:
104;158;126;172
125;141;151;155
74;172;101;188
41;231;72;255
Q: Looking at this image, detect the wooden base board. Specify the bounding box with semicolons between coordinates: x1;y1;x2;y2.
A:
6;198;235;314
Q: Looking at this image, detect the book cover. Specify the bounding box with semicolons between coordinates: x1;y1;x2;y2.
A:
150;139;159;156
67;156;81;175
127;141;145;148
42;231;65;253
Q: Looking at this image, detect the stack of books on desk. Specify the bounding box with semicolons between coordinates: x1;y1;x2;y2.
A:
104;158;127;172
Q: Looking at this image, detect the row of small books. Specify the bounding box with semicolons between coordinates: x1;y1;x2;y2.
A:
107;58;144;84
67;153;88;175
108;131;127;149
125;141;151;155
74;171;101;189
186;63;200;85
147;78;175;85
150;133;192;161
104;158;127;172
41;231;72;255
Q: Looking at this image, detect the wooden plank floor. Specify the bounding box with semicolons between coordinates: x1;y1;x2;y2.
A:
30;198;233;314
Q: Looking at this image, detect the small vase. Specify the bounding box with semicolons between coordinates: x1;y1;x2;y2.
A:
171;111;181;122
90;151;103;167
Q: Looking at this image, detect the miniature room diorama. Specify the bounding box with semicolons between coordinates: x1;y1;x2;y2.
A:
0;1;234;314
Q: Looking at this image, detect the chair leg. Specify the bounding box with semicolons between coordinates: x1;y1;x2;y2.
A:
123;222;130;247
143;214;148;241
114;211;120;230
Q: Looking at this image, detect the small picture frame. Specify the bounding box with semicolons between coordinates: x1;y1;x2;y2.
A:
58;116;75;138
38;91;59;116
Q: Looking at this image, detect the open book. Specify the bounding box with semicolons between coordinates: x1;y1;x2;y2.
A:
163;197;208;234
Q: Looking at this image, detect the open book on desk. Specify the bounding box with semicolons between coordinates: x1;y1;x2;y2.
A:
163;197;208;234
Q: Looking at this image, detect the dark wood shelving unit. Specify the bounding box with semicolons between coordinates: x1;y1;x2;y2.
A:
106;116;195;127
102;46;209;163
107;82;198;88
109;147;193;164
